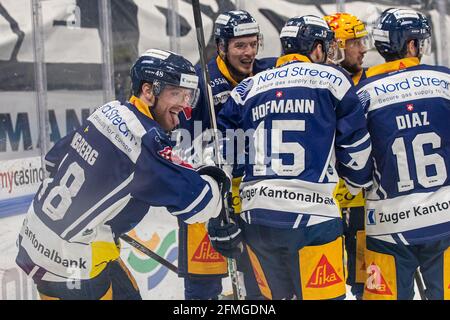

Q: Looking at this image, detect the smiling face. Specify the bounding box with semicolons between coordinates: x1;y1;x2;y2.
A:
219;35;258;81
151;85;197;132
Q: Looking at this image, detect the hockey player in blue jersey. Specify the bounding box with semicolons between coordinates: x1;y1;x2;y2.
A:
176;10;276;300
216;15;372;300
15;49;231;300
355;8;450;300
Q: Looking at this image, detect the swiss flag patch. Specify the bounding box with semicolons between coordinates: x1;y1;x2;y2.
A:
406;104;414;112
276;91;283;98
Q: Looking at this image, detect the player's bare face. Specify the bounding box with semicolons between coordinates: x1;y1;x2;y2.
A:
342;38;367;74
226;35;258;79
153;85;194;131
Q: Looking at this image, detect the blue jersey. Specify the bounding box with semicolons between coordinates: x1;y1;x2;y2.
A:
357;58;450;244
16;97;222;281
217;54;372;229
176;56;276;172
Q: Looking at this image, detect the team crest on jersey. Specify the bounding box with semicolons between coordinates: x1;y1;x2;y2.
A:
365;263;393;295
235;78;254;100
306;254;343;288
357;89;371;109
158;146;193;169
191;234;225;262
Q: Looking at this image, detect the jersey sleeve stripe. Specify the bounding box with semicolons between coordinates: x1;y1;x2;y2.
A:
339;133;370;148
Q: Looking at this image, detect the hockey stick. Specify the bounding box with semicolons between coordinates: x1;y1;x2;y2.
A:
414;269;427;300
120;234;178;274
191;0;244;300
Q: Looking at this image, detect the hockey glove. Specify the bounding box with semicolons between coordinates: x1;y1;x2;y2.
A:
196;165;231;197
207;214;243;258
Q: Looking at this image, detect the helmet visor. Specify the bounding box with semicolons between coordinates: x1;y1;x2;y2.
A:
346;35;374;51
327;39;345;64
158;84;200;109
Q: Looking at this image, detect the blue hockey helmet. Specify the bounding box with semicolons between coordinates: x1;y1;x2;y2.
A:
130;49;199;105
280;15;335;59
214;10;260;48
372;8;431;61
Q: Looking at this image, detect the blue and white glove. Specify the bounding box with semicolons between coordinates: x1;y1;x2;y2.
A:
207;209;243;258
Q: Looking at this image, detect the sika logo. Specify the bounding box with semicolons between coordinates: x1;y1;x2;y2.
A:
365;263;393;295
306;255;343;288
191;234;225;262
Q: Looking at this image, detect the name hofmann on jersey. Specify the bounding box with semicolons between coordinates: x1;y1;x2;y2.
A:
252;98;315;121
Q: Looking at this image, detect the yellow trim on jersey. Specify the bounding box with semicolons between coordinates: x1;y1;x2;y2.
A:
129;95;154;119
90;241;121;279
333;179;365;208
276;53;311;67
216;56;240;87
232;177;243;214
365;57;420;78
352;69;364;85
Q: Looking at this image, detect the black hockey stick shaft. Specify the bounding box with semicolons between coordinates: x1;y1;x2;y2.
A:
414;269;427;300
191;0;243;300
120;234;178;274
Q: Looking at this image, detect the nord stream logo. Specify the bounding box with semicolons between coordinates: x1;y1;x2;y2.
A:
373;76;449;96
126;230;177;290
257;66;343;86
